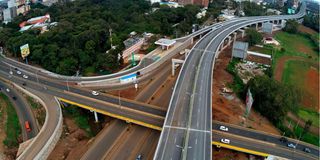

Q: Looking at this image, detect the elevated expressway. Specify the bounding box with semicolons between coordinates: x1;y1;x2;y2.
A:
0;3;316;159
154;3;308;160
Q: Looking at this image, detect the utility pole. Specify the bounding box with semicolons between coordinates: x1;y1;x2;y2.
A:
109;28;113;49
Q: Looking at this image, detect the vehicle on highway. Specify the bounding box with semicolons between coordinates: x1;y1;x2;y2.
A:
17;70;22;75
303;147;311;153
136;154;142;160
92;91;99;96
219;126;228;131
279;137;288;143
9;71;13;75
6;88;10;92
12;96;17;100
25;121;31;132
220;139;230;144
287;143;296;149
23;75;28;79
22;82;26;86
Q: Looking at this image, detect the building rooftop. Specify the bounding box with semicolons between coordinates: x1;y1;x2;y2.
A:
154;38;176;47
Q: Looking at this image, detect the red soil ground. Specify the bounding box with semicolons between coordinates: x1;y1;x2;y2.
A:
212;47;280;135
274;56;319;111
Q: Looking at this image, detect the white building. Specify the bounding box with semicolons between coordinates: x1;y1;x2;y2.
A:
148;0;161;4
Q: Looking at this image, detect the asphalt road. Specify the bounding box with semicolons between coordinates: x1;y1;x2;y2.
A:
212;121;319;158
0;81;38;140
155;4;307;160
154;19;247;160
81;120;128;160
0;61;165;128
212;130;318;160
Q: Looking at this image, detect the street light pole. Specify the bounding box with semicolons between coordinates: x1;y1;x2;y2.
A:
118;90;121;109
66;77;70;91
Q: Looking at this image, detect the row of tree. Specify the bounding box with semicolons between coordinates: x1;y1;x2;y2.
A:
0;0;201;75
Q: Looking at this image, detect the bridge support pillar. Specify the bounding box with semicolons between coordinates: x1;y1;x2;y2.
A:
233;32;237;42
191;37;194;44
239;29;245;38
200;34;202;39
255;23;259;30
172;59;184;76
228;36;232;46
93;111;99;122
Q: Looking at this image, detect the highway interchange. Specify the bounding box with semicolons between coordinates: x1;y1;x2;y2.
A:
0;2;319;159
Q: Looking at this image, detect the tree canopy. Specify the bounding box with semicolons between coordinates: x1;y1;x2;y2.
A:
245;28;262;46
283;19;299;34
248;76;300;124
0;0;201;75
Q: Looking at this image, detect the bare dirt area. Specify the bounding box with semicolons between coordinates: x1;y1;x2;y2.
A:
107;81;149;100
48;118;91;160
213;147;263;160
298;25;317;35
212;47;280;135
304;67;319;111
274;56;319;111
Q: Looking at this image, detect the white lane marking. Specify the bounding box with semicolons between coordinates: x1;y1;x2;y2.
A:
174;137;177;144
164;125;211;133
195;139;198;145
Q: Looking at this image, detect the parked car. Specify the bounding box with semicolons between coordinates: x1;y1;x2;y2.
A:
9;71;13;75
219;126;228;132
6;88;10;92
17;71;22;75
287;143;296;149
221;139;230;144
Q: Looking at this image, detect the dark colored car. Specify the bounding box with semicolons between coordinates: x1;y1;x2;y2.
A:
303;148;311;153
279;137;288;143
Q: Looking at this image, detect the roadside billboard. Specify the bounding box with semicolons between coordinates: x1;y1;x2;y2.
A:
120;73;137;84
20;44;30;59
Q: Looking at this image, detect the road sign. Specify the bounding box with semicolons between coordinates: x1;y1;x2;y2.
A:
245;88;254;117
20;44;30;59
120;73;137;84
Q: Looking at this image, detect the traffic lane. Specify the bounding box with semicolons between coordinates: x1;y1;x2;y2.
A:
81;120;128;160
0;81;38;140
212;122;320;157
212;131;317;160
0;62;166;117
0;69;164;128
154;128;185;160
187;131;211;160
16;89;60;160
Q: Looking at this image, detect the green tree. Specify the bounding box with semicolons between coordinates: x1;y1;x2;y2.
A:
246;28;263;46
248;76;300;124
283;20;299;34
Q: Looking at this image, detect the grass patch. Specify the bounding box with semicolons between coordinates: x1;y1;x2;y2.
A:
63;105;93;137
226;58;246;97
249;46;273;55
297;107;319;127
281;60;313;86
0;93;21;148
294;125;319;146
274;32;318;58
27;96;40;109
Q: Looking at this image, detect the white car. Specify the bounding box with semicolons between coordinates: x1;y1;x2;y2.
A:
219;126;228;132
23;75;28;79
6;88;10;92
221;139;230;144
9;71;13;75
92;91;99;96
17;71;22;75
287;143;296;149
